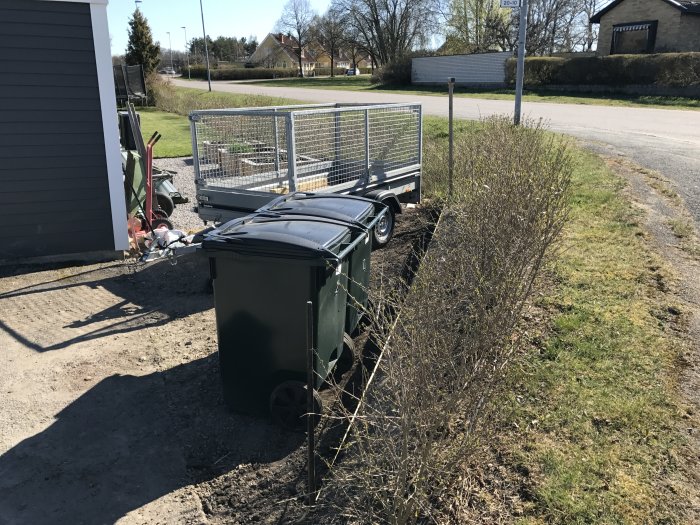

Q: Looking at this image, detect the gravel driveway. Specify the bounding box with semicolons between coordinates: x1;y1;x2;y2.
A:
154;157;202;232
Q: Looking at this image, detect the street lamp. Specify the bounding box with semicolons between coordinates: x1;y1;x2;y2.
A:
199;0;212;91
182;26;190;80
166;31;173;73
135;0;141;9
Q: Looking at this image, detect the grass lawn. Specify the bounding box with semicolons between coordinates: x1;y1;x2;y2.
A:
138;108;192;158
241;76;700;110
422;117;686;522
494;149;685;522
138;87;302;158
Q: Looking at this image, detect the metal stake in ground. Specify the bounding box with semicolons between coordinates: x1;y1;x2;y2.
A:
306;300;317;505
448;77;455;198
512;0;529;125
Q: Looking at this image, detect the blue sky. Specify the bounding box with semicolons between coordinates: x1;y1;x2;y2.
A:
107;0;332;56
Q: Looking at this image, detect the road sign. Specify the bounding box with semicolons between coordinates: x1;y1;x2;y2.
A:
501;0;521;7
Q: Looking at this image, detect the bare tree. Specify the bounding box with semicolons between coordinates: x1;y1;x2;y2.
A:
277;0;316;76
444;0;511;53
336;0;440;66
582;0;600;52
441;0;602;56
525;0;600;55
312;6;347;76
340;18;372;70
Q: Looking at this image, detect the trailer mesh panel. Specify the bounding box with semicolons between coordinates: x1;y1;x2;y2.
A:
190;103;421;194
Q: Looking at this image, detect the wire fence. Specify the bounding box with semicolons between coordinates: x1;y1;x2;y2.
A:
190;103;422;195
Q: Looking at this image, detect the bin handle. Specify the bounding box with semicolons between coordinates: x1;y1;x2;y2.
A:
259;191;386;212
336;229;369;262
364;206;389;231
251;214;367;233
261;193;292;211
287;191;379;204
261;208;369;230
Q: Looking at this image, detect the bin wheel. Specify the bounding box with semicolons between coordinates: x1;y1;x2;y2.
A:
156;193;175;217
150;217;173;231
372;206;395;249
335;333;356;375
269;380;322;431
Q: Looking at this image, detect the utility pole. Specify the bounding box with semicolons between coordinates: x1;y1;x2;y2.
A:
182;26;190;80
166;31;173;71
200;0;212;91
514;0;529;125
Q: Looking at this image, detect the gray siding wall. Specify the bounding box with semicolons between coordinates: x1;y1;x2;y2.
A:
0;0;115;259
412;52;511;86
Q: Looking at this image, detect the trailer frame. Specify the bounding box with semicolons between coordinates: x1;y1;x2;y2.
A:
189;102;423;225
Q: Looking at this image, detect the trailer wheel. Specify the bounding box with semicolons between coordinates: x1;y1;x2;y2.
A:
372;206;395;249
156;193;175;217
269;380;322;431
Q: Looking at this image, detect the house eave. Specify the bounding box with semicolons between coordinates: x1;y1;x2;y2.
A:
590;0;698;24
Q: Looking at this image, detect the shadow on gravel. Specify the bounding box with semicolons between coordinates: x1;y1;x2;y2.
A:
0;353;305;525
0;254;213;353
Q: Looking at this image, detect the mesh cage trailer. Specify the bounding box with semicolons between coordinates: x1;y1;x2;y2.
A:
189;103;422;224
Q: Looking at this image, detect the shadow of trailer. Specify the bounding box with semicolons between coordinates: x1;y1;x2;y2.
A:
189;103;423;229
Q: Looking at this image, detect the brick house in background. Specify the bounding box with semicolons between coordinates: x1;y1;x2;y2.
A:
591;0;700;55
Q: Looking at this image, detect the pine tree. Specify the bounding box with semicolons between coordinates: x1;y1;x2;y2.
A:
125;8;161;74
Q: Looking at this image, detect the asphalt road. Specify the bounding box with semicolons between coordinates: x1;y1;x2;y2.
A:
173;78;700;228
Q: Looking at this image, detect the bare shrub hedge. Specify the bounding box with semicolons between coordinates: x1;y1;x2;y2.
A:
317;117;572;523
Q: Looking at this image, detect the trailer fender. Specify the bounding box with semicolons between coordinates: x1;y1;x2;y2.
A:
364;190;402;215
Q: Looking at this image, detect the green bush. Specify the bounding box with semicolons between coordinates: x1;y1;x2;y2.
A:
371;56;413;85
505;52;700;87
188;65;299;80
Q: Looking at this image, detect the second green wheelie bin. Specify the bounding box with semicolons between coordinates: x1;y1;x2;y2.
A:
260;193;388;334
202;214;367;423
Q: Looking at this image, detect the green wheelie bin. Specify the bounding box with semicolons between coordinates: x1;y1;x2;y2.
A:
202;214;367;427
260;193;388;334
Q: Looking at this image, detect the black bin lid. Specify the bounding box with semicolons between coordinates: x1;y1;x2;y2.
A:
202;216;351;262
266;194;376;224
